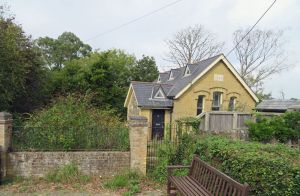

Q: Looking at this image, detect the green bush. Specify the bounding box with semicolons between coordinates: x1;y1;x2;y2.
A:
149;134;300;195
45;163;91;183
246;112;300;143
195;135;300;196
13;95;129;150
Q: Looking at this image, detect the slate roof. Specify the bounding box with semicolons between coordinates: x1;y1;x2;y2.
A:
130;54;222;108
163;55;222;97
256;99;300;111
131;82;173;108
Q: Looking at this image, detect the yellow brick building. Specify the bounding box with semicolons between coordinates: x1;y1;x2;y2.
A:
124;54;259;139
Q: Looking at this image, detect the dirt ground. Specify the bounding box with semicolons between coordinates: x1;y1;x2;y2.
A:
0;177;166;196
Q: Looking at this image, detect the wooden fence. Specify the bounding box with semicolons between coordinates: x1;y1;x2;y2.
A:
198;112;252;139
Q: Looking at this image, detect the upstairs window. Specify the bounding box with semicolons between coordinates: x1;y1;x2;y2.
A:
212;92;222;111
168;71;174;80
184;66;191;76
197;95;204;115
228;97;236;111
157;75;161;83
154;88;165;99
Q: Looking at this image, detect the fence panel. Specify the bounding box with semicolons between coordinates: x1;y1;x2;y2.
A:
209;113;233;131
237;114;252;129
200;112;252;132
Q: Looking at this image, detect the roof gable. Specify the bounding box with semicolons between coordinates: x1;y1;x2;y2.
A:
172;54;259;102
125;82;173;108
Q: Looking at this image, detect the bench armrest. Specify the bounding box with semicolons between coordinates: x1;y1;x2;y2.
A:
167;165;191;177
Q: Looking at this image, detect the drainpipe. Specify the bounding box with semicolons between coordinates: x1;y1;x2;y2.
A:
169;108;173;140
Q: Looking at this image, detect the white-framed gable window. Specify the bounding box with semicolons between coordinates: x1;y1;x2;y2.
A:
168;71;174;80
184;66;191;76
157;75;161;83
154;88;165;99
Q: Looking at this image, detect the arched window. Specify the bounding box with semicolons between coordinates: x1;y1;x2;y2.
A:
197;95;204;115
228;97;236;111
212;92;222;111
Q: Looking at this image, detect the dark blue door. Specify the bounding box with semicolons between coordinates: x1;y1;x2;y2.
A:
152;110;165;139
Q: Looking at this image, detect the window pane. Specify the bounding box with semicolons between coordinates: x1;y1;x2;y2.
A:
212;92;221;111
229;97;235;111
212;92;221;107
197;96;204;115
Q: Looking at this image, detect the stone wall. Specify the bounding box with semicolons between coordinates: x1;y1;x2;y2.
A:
7;151;130;177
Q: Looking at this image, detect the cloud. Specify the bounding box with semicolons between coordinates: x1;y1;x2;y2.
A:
6;0;300;98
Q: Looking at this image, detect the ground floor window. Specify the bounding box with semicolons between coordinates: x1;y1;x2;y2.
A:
228;96;236;111
212;92;222;111
197;95;204;115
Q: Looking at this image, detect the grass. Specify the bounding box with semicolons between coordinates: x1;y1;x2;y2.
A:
104;170;142;195
45;162;91;183
1;167;164;195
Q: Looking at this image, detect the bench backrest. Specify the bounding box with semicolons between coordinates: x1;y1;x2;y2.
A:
189;156;249;196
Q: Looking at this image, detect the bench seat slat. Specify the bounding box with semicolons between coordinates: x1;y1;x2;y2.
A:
170;176;212;196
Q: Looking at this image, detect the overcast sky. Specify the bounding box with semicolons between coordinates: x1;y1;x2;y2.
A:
4;0;300;99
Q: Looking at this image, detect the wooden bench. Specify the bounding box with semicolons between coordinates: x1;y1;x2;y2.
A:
167;156;249;196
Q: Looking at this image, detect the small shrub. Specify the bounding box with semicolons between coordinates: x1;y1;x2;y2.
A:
45;163;91;183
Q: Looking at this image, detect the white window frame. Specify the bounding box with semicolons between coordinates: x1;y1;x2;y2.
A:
184;66;191;77
157;75;161;82
212;91;222;111
168;71;174;80
154;88;166;99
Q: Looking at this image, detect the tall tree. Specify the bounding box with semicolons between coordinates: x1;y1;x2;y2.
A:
36;32;92;69
0;8;49;112
165;25;224;67
233;28;291;93
51;49;135;117
131;55;158;82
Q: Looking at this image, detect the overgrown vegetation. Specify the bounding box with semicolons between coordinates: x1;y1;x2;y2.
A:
196;135;300;196
150;130;300;195
13;95;129;150
246;112;300;143
149;131;197;183
45;163;91;183
104;170;142;196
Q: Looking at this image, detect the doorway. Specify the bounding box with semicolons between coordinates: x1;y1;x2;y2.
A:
151;110;165;139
